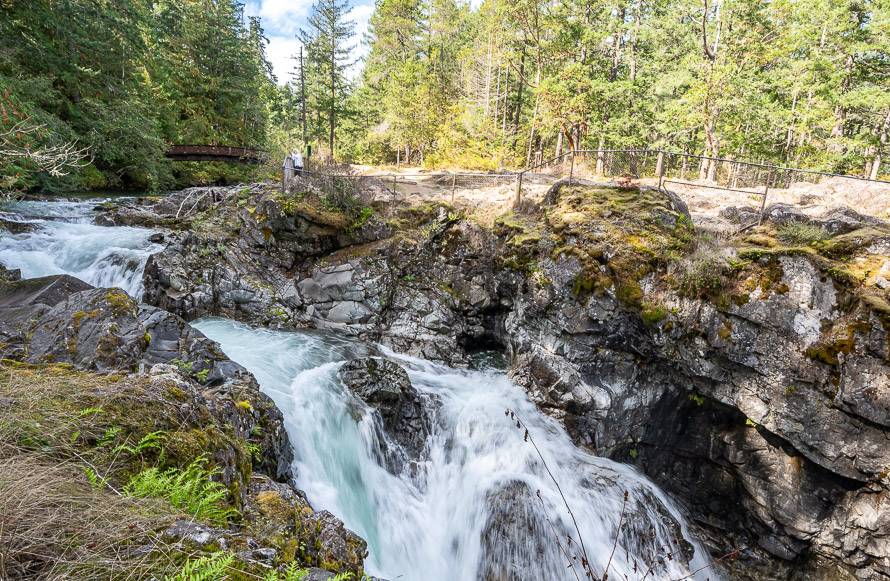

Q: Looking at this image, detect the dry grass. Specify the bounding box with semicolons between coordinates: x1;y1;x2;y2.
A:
0;451;183;580
0;362;241;580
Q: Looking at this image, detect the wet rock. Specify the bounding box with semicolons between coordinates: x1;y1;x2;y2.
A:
0;263;21;283
478;481;553;581
0;274;92;308
244;476;367;576
339;357;433;465
0;217;36;234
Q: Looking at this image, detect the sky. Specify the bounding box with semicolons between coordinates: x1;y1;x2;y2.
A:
244;0;375;85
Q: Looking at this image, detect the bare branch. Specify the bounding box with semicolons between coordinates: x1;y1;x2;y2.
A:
0;118;92;177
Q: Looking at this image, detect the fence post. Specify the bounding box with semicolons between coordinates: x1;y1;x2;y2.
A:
513;171;524;208
451;173;456;204
758;169;774;225
569;150;575;183
657;151;665;191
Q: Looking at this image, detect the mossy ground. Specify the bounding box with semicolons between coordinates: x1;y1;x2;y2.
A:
0;362;353;579
493;185;696;307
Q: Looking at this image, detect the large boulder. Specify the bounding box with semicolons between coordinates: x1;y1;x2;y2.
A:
815;206;888;235
0;274;294;484
338;357;433;468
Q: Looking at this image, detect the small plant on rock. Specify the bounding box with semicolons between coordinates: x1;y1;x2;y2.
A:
777;222;828;245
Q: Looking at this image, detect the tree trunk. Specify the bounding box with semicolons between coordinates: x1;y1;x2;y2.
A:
513;43;526;131
830;54;854;149
870;109;890;180
300;46;307;145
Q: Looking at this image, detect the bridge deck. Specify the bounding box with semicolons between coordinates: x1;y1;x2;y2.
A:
166;145;266;164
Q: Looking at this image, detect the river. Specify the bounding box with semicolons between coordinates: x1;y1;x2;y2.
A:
0;196;716;580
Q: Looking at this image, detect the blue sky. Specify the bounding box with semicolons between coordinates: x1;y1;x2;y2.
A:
244;0;375;84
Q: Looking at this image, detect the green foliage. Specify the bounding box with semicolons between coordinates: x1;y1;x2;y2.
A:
674;255;726;299
165;552;235;581
113;430;166;457
265;562;311;581
0;0;273;192
334;0;890;176
777;222;830;246
640;302;668;326
124;457;237;525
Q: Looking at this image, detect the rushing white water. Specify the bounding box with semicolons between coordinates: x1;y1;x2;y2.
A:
0;198;160;298
4;198;716;580
195;318;716;581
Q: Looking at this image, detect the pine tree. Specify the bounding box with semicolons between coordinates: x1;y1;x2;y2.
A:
299;0;356;157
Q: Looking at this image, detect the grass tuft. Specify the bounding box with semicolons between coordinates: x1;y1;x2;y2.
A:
776;222;829;245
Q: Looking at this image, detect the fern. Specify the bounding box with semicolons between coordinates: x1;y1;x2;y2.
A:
113;430;166;456
97;425;122;448
165;551;234;581
265;562;309;581
124;456;237;524
84;466;107;489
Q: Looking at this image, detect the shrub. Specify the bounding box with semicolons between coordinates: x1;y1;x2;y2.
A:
674;254;726;298
124;456;236;524
777;221;828;245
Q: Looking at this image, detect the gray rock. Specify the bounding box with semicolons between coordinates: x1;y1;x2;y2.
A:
0;263;21;283
339;357;434;468
816;207;888;235
719;205;761;225
763;203;809;225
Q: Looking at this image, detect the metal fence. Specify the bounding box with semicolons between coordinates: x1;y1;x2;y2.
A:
289;150;890;223
295;170;517;204
517;149;890;223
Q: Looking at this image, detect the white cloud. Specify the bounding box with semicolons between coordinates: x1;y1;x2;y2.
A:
347;3;374;79
250;0;377;84
248;0;314;35
266;35;302;85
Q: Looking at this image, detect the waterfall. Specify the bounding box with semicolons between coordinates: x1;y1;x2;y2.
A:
0;198;160;298
195;318;716;581
2;198;716;580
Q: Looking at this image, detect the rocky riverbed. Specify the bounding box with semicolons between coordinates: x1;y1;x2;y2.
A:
113;179;890;580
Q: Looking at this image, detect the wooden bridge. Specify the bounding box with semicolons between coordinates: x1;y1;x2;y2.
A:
165;145;267;164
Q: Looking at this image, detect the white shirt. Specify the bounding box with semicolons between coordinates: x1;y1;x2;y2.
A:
293;152;304;168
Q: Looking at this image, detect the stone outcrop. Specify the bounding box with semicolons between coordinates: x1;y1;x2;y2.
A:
0;272;368;577
138;182;890;579
339;357;433;469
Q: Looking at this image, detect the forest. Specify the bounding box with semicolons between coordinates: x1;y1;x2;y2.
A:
1;0;888;192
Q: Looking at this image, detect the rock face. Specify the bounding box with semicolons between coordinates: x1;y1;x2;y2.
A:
339;357;433;469
139;182;890;579
0;271;369;577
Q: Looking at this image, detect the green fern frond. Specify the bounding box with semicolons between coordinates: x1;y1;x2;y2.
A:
165;551;235;581
124;456;237;524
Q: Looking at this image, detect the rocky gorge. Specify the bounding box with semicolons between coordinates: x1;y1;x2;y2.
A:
107;177;890;580
0;266;368;579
